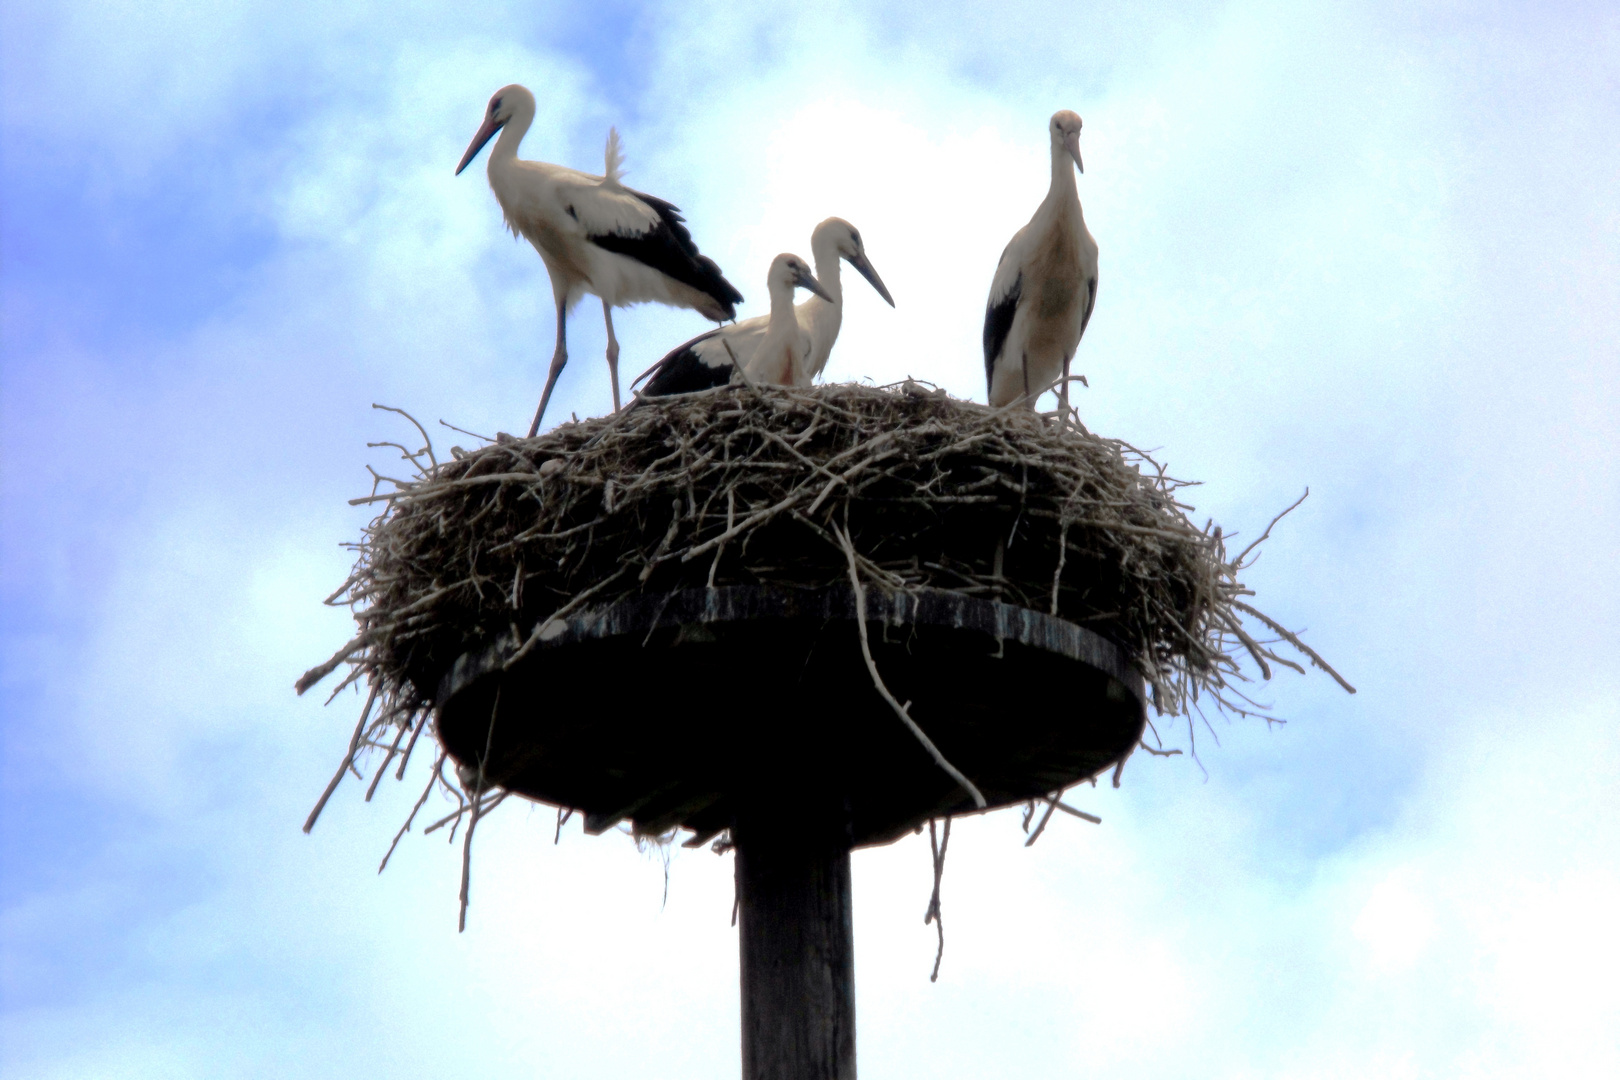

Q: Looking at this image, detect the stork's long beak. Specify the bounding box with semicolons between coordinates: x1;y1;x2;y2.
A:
795;266;834;303
456;115;505;175
848;250;895;307
1064;129;1084;174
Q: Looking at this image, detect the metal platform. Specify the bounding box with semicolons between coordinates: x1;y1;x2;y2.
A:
434;584;1146;849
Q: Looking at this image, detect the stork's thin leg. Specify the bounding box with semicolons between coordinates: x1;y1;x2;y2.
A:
1059;353;1073;417
1021;352;1031;408
530;294;569;438
603;300;621;412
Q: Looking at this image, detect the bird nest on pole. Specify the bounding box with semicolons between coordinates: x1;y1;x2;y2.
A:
298;381;1350;921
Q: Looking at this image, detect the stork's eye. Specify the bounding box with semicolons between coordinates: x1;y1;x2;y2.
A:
491;98;502;113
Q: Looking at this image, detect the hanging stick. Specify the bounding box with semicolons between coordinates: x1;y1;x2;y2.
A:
924;817;952;982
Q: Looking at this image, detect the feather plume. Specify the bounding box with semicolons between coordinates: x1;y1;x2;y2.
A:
603;127;625;185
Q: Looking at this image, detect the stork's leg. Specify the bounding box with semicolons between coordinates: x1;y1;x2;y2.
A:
1059;352;1073;417
602;300;621;412
1021;351;1032;408
529;294;569;438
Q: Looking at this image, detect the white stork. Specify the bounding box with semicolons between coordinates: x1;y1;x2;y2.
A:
745;253;836;385
456;84;744;436
983;110;1098;411
636;254;831;398
633;218;892;397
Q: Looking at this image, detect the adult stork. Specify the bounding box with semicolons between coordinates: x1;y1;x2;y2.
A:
637;254;831;397
634;218;892;397
983;110;1098;411
456;84;744;435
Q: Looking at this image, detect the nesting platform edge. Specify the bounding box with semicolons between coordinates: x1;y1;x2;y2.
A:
434;584;1146;848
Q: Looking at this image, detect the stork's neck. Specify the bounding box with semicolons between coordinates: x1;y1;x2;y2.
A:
809;234;845;308
489;103;535;169
1048;141;1079;202
768;278;799;322
745;276;807;385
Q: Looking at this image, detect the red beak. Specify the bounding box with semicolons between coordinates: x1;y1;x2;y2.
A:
456;115;505;175
1063;129;1084;174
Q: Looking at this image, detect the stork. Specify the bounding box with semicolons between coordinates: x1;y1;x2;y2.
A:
983;110;1098;412
456;84;744;436
633;218;892;397
637;254;831;397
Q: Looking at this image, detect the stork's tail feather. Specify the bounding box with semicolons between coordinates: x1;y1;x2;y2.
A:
604;127;625;184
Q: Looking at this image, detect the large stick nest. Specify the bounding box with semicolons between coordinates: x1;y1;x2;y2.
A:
297;382;1354;931
302;382;1349;740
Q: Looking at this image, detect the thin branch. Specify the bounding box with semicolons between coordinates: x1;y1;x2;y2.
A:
1232;601;1357;693
295;633;371;695
395;712;426;780
439;418;494;444
924;817;951;982
837;522;985;809
364;721;408;801
1049;796;1101;824
1233;488;1308;568
372;404;438;470
503;564;635;669
1024;798;1059;846
721;338;758;391
303;682;378;833
379;750;444;874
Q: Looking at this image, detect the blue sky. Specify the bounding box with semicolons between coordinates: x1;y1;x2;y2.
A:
2;1;1616;1076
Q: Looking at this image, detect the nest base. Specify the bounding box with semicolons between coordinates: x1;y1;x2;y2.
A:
435;584;1145;848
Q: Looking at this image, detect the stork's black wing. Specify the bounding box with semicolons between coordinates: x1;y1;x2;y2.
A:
588;189;744;320
983;270;1022;392
634;329;736;399
1079;274;1098;340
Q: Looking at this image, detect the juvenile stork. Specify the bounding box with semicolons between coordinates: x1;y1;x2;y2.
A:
983;110;1098;411
633;218;892;397
456;84;744;435
638;254;831;397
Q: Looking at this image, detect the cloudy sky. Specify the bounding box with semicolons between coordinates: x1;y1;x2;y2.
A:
2;0;1616;1076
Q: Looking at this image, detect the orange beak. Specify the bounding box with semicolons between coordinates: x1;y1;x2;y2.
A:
456;114;505;175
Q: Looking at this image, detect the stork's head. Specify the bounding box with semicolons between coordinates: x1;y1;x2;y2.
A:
770;253;834;302
456;84;535;175
812;217;895;307
1050;110;1084;174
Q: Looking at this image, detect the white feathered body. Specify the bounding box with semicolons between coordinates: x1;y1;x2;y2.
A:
484;122;737;322
985;158;1098;408
634;219;890;399
745;259;820;386
487;162;728;321
676;230;848;386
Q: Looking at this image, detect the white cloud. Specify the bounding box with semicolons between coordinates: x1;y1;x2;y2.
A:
1352;871;1436;973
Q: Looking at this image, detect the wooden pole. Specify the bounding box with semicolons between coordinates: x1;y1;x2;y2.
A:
734;802;857;1080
